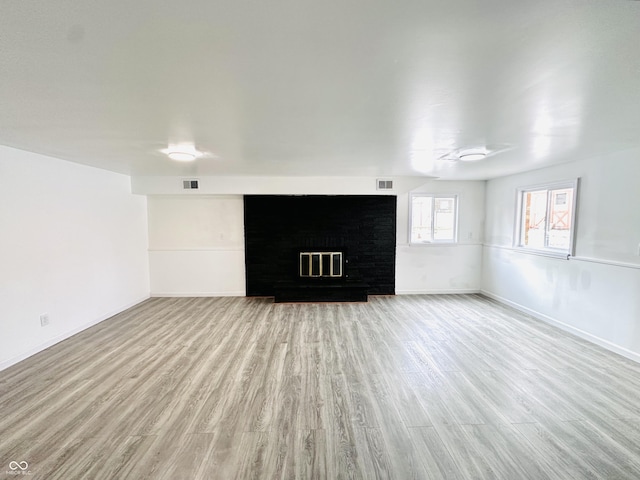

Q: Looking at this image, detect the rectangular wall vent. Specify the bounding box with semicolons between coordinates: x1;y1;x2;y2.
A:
183;179;199;190
377;179;393;190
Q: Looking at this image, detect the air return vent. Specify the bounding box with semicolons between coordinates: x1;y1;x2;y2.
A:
182;179;199;190
377;179;393;190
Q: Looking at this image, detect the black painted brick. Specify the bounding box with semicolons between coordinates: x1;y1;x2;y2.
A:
244;195;396;296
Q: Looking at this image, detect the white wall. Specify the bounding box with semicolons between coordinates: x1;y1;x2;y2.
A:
0;146;150;370
145;179;486;297
132;175;430;196
396;180;485;294
482;149;640;361
142;176;431;297
147;195;246;296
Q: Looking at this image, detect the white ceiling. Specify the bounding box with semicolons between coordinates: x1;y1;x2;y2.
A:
1;0;639;180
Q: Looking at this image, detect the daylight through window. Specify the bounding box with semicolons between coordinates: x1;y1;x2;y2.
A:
410;194;458;244
517;180;578;255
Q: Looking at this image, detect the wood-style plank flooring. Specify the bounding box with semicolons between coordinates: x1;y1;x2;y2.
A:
2;294;640;479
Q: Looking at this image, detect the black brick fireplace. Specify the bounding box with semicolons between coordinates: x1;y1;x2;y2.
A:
243;195;397;301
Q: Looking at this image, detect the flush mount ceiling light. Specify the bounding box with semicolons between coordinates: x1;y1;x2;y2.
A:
167;152;196;162
457;147;488;162
438;145;513;163
458;151;487;162
168;151;196;162
160;144;203;162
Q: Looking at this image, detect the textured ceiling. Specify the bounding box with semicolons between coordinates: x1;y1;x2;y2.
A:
1;0;639;180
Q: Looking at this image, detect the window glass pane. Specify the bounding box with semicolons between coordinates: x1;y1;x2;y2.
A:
547;187;574;249
411;196;432;243
522;190;547;249
433;197;455;240
518;181;577;255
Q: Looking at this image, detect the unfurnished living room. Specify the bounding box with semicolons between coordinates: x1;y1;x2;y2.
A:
1;1;640;479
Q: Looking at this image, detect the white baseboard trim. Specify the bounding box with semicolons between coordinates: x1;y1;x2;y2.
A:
480;290;640;364
396;289;481;295
0;295;150;372
150;291;246;297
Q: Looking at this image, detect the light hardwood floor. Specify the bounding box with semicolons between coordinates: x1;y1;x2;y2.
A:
2;294;640;479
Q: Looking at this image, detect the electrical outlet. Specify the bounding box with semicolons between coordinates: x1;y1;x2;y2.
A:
40;314;50;327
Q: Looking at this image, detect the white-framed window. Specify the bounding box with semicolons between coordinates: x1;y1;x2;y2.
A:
409;194;458;244
515;179;579;256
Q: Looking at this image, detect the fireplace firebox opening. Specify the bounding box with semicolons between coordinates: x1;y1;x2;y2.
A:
299;251;343;278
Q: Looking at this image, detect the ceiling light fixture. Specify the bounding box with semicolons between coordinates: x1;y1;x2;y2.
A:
161;144;202;162
458;152;487;162
438;144;513;163
167;151;196;162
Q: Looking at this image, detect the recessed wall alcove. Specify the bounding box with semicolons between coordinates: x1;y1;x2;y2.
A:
243;195;397;299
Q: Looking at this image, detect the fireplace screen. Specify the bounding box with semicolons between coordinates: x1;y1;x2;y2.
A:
299;252;343;277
